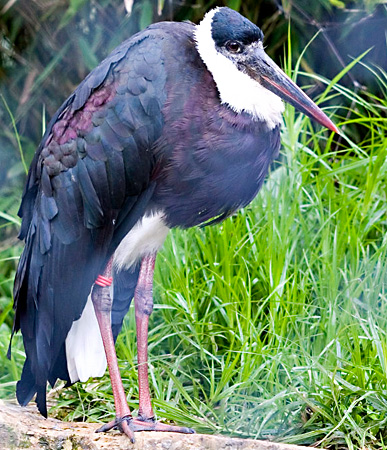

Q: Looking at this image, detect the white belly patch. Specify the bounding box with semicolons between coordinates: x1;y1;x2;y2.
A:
113;211;170;270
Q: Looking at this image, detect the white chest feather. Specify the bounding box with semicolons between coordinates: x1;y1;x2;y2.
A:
194;9;284;129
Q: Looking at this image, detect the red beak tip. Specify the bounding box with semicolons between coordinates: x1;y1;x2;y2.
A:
331;124;340;134
324;118;339;134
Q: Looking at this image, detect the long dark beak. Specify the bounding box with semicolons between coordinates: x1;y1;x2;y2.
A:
244;48;339;133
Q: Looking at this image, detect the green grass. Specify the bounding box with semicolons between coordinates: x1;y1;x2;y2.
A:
1;61;387;449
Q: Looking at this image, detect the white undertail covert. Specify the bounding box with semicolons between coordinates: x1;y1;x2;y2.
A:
65;294;107;383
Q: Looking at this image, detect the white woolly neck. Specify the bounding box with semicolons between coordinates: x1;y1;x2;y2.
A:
194;9;284;129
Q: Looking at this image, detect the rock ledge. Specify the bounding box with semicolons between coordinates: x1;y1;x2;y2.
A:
0;400;310;450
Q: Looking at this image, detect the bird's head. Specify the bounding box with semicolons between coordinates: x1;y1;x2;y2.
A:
195;7;338;133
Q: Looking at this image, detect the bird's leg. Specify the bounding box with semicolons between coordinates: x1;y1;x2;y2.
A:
134;253;156;421
92;256;194;440
128;253;194;434
91;258;135;441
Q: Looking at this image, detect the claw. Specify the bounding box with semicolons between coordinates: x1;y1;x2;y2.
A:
96;415;195;442
120;419;135;443
95;415;131;432
130;418;195;434
96;415;135;442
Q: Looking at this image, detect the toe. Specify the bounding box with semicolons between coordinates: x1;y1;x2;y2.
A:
120;419;135;443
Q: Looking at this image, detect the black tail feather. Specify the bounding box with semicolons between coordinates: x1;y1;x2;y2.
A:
36;385;48;418
7;332;13;360
16;357;37;407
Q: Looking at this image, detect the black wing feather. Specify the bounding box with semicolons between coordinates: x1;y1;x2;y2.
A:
11;25;168;415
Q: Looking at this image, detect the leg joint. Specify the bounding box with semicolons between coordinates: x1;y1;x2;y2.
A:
91;284;113;313
135;286;154;316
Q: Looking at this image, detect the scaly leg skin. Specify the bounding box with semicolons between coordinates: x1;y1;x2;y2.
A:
132;253;194;433
135;253;156;422
91;255;194;442
91;257;134;441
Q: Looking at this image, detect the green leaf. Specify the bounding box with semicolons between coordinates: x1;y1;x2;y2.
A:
139;1;153;30
225;0;242;10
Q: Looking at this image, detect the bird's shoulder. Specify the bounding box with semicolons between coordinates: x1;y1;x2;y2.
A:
29;21;194;179
18;23;189;239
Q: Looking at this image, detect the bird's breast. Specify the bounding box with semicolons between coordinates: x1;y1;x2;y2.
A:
153;33;280;228
154;91;281;228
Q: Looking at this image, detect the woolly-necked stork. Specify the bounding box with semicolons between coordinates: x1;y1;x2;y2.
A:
10;7;338;441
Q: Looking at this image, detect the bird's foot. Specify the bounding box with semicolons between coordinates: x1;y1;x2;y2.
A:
96;415;195;442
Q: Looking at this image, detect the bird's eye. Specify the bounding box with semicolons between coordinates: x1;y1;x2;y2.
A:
225;41;243;53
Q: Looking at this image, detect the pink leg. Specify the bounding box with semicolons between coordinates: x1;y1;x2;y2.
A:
132;253;194;433
91;255;194;441
134;253;156;420
91;258;135;441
